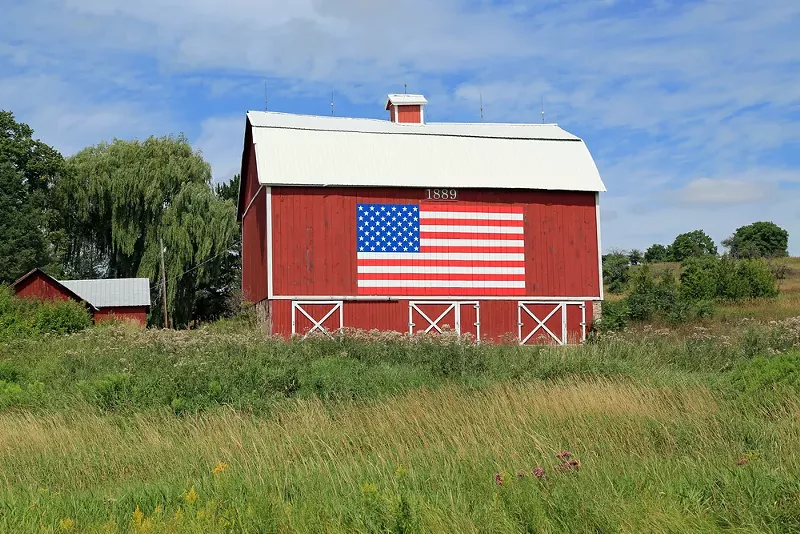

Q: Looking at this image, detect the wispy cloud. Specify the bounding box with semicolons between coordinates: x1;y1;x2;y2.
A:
2;0;799;252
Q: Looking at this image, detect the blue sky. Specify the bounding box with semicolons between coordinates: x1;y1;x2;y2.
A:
3;0;800;254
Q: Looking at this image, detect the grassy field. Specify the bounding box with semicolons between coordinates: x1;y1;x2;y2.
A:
1;260;800;533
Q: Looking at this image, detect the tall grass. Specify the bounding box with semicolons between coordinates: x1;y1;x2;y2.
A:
1;320;800;532
0;380;798;532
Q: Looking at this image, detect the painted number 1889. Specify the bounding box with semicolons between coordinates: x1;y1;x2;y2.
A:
425;189;458;200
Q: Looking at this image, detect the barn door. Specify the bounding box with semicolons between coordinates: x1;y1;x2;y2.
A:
409;301;480;340
292;301;343;339
517;302;586;345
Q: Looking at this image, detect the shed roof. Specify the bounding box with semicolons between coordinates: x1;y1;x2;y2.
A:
385;94;428;109
61;278;151;309
245;111;605;193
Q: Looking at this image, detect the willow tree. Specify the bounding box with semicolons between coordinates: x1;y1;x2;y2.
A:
59;135;237;326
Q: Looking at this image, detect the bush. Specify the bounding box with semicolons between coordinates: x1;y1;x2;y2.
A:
602;252;630;294
681;256;721;302
0;286;92;340
592;300;628;332
737;259;778;299
680;256;778;303
729;352;800;395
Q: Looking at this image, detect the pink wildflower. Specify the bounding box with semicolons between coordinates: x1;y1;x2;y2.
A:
556;451;572;460
495;473;503;486
532;467;545;479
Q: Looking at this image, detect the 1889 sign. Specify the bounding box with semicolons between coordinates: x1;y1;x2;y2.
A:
424;188;458;201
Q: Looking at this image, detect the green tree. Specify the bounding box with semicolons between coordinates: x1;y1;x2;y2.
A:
628;249;643;266
59;136;237;327
668;230;717;262
644;244;670;263
602;251;630;294
192;175;243;323
0;163;50;283
722;221;789;259
0;111;65;282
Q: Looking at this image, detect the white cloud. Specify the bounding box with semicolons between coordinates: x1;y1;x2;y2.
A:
194;116;246;183
3;0;800;254
673;178;774;206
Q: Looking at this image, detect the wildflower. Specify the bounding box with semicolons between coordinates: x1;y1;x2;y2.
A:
132;506;144;526
517;471;526;478
532;467;546;479
736;457;749;466
211;461;229;476
556;451;572;460
555;459;581;472
185;486;199;505
395;464;407;477
495;473;504;486
58;518;75;532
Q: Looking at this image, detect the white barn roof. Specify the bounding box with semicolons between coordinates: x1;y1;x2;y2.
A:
61;278;151;308
246;111;606;193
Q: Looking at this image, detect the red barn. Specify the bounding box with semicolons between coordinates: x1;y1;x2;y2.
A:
11;269;151;327
237;94;606;344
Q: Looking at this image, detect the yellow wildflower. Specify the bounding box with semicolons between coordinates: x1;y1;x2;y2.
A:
212;461;229;476
132;506;144;527
58;518;75;532
185;486;199;505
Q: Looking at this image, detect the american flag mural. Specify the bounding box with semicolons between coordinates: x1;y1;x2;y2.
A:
356;203;526;295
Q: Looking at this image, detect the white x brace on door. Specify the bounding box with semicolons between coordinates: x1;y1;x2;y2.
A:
291;301;343;339
408;301;480;340
518;301;586;345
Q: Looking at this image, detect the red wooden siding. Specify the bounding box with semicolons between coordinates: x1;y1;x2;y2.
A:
242;187;267;303
241;136;268;304
95;307;147;326
270;187;600;298
13;272;73;301
397;105;422;123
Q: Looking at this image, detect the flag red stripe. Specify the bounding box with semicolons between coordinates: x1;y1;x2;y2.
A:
419;232;522;240
359;287;526;296
421;218;524;227
419;204;523;214
357;259;526;268
419;246;525;253
357;273;527;281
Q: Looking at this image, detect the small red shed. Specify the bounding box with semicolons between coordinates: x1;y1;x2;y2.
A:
11;269;151;327
237;94;606;344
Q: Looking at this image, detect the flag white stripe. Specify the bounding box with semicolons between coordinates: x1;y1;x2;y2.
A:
357;252;525;261
358;266;526;275
419;211;523;221
357;280;526;288
421;238;524;247
419;225;524;234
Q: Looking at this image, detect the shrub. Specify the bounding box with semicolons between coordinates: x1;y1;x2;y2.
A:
737;259;778;299
602;252;630;294
592;300;628;333
680;256;778;303
32;299;92;334
79;373;133;411
0;286;92;339
681;256;720;302
729;352;800;395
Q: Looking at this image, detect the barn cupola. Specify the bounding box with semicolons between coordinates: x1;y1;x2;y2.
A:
386;94;428;124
